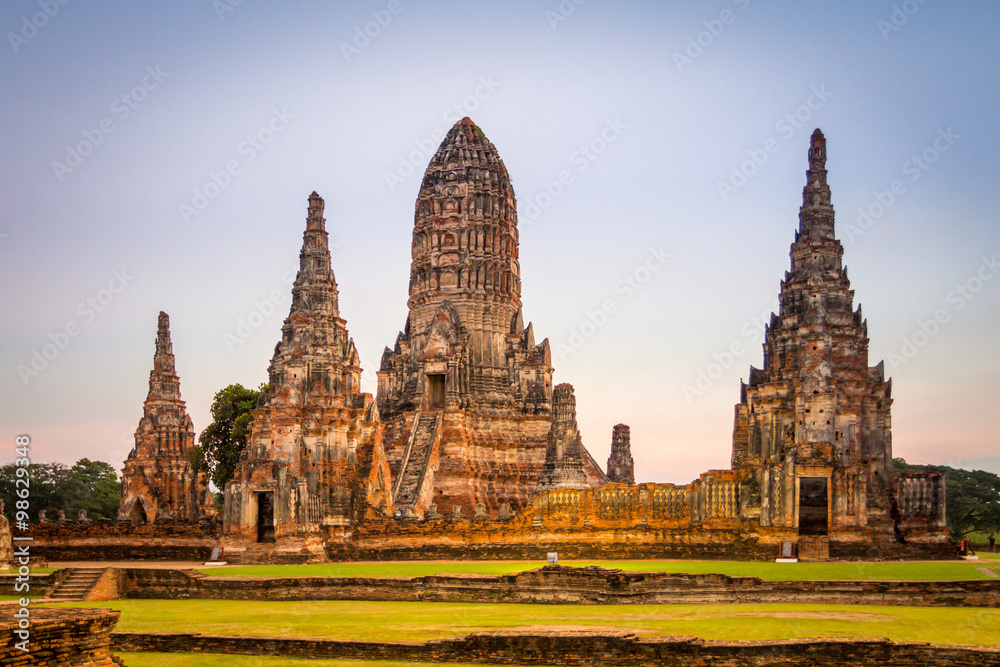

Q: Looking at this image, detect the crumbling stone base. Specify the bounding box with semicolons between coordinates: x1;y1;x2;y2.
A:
0;607;124;666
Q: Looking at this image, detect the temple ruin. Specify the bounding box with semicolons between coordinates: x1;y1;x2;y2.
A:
96;122;951;562
376;118;606;520
343;128;950;561
727;129;945;558
222;193;392;550
118;312;214;524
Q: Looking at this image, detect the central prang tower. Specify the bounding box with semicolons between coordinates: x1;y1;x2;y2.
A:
378;118;606;520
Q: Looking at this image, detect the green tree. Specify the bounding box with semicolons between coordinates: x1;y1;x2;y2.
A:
894;458;1000;541
198;383;267;490
68;459;121;519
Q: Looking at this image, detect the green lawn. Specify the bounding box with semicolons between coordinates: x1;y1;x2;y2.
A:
52;599;1000;647
197;559;992;581
119;656;485;667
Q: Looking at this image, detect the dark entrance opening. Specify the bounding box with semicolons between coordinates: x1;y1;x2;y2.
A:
798;477;828;536
427;374;446;409
256;491;275;543
129;502;148;526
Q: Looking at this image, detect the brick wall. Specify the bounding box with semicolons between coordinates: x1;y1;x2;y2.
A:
28;521;217;562
111;629;1000;665
120;565;1000;607
0;607;123;666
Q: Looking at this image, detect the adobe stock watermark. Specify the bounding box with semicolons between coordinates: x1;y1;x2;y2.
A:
223;269;296;352
673;0;751;73
546;0;586;31
17;269;135;385
888;255;998;370
383;76;501;191
682;299;778;403
842;126;959;243
213;0;246;21
51;66;168;183
7;0;71;54
180;107;294;223
554;246;670;359
520;117;627;226
716;85;832;202
878;0;930;41
340;0;410;62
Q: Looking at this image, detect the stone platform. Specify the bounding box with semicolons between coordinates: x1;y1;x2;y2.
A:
116;565;1000;607
112;629;1000;666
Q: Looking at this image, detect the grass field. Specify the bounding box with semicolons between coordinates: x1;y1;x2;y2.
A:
119;655;484;667
197;559;996;581
51;599;1000;647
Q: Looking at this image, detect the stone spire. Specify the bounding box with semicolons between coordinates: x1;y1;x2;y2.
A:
799;129;835;240
250;192;363;462
538;384;589;491
606;424;635;485
731;130;894;532
223;193;392;543
119;312;212;524
289;191;339;317
139;312;190;457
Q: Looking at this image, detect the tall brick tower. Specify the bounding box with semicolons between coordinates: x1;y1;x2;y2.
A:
223;193;392;547
377;118;605;519
731;130;898;549
119;312;214;524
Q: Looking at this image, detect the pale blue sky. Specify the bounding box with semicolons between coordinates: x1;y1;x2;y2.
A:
2;1;998;482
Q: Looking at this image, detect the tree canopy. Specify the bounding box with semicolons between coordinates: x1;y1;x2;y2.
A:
894;458;1000;541
0;458;120;521
197;383;267;490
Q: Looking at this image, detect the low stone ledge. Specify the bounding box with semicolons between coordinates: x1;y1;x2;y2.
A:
120;565;1000;607
111;630;1000;665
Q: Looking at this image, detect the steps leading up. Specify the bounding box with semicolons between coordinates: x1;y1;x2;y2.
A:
394;412;441;516
48;567;106;601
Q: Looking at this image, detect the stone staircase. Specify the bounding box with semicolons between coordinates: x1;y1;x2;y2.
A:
797;535;830;561
48;567;106;601
393;412;441;516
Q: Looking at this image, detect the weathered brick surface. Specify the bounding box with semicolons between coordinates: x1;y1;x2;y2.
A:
27;519;219;561
120;565;1000;607
337;484;957;562
111;629;1000;665
0;607;123;666
376;118;606;522
118;311;214;525
222;192;393;546
728;130;949;555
